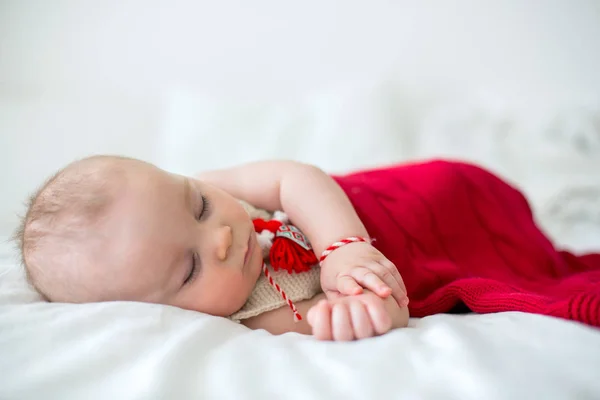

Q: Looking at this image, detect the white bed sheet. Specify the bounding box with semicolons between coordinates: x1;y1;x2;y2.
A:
1;259;600;400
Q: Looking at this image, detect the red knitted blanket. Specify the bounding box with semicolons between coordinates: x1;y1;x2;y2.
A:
333;160;600;327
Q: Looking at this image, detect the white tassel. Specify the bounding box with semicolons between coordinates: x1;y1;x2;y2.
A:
272;211;289;223
257;230;275;258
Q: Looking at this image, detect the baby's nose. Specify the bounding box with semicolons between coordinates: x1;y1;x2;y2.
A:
216;225;233;261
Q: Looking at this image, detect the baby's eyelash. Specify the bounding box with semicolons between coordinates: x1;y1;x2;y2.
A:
184;253;200;285
199;195;211;220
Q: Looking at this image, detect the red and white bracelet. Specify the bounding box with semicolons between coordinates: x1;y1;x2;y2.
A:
319;236;371;264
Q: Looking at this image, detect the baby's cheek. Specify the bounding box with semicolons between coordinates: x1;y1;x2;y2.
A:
213;274;254;313
236;275;256;303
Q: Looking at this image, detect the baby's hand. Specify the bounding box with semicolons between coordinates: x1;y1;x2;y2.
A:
307;291;393;341
319;241;409;307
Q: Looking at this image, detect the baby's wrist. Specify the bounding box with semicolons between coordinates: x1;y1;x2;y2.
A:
318;236;371;265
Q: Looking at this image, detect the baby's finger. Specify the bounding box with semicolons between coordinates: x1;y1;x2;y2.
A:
336;275;364;296
348;268;389;297
370;261;409;306
366;262;396;298
307;302;319;325
380;258;406;289
331;303;354;341
323;290;344;301
379;259;409;306
362;296;393;335
311;300;333;341
348;300;375;340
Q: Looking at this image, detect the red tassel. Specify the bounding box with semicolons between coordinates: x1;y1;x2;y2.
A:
253;216;317;274
269;225;318;274
253;218;282;234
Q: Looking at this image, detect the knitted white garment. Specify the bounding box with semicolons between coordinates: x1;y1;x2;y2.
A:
229;200;322;322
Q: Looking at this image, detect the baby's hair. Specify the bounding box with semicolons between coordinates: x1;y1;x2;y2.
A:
13;155;133;302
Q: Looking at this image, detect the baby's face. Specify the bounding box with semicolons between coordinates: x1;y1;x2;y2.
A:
99;162;263;316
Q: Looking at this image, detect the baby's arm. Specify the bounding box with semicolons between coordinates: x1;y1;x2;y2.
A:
241;290;409;340
197;161;366;255
198;161;407;305
241;293;327;336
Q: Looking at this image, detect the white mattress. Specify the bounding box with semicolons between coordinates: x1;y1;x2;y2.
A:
2;86;600;399
1;255;600;400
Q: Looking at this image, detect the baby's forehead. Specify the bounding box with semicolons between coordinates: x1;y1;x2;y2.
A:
80;159;164;202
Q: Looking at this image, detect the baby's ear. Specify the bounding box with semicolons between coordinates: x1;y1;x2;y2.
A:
238;199;272;220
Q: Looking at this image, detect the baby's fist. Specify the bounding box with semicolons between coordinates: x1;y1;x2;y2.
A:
307;292;392;341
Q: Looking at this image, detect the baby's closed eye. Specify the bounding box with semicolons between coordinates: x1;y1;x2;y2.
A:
197;195;211;220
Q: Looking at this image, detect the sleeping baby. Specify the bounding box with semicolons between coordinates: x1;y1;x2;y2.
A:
16;155;600;339
15;156;410;341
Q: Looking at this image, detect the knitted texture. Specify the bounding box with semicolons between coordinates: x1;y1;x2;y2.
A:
230;265;321;322
332;159;600;327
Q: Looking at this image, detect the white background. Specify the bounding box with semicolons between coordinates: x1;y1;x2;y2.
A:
1;0;600;238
